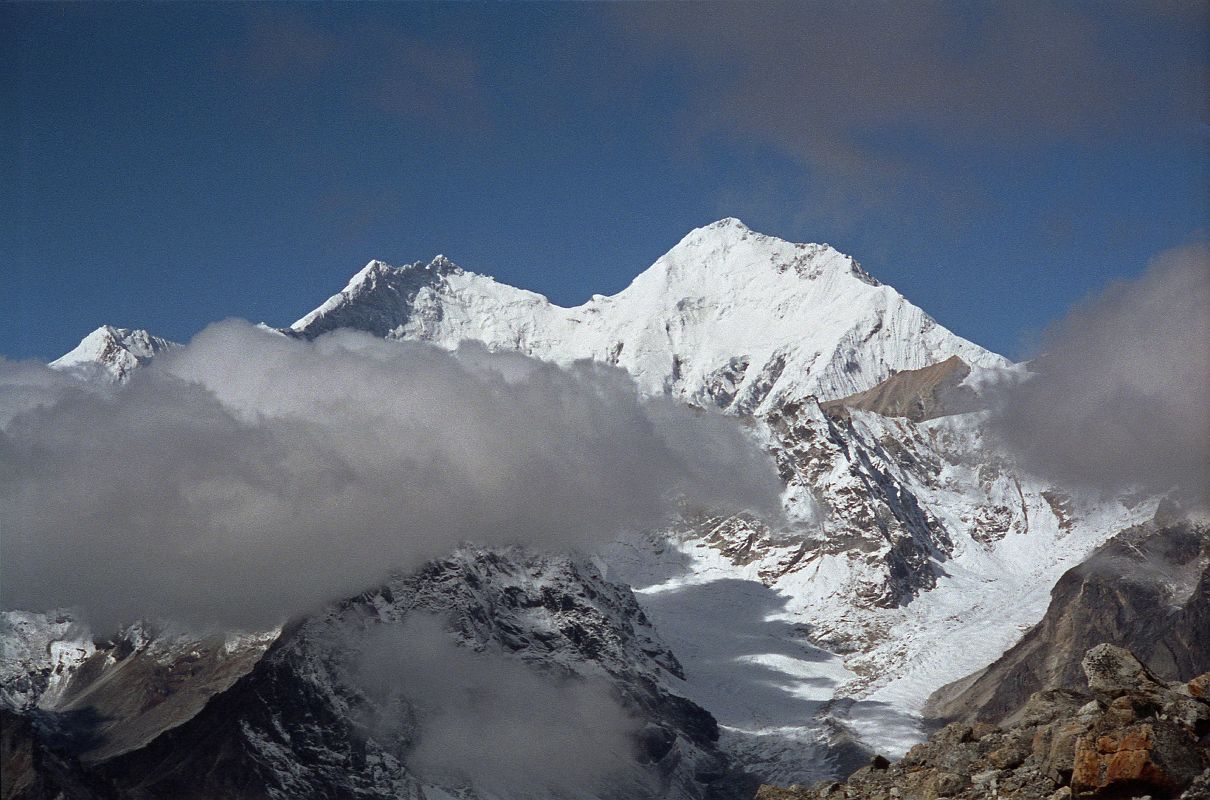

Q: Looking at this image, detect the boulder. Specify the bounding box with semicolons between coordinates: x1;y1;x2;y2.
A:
1082;644;1168;706
1071;719;1206;797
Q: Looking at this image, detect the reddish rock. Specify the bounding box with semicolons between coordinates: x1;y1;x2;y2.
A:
1072;720;1206;797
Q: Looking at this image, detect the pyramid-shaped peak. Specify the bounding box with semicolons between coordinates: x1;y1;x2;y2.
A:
342;260;394;291
645;218;880;291
50;325;177;381
339;255;465;294
679;217;755;244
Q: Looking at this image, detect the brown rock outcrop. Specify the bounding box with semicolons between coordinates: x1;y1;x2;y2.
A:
1071;720;1204;796
755;645;1210;800
819;356;975;423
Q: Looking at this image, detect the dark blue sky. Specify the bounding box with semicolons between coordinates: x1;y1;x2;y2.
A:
3;2;1206;361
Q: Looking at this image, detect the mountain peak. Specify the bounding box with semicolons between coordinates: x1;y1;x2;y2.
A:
289;255;471;340
342;259;393;292
648;218;871;291
287;222;1006;404
708;216;750;231
50;326;177;382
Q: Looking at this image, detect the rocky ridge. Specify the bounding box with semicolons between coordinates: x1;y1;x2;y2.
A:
1;549;750;800
756;644;1210;800
819;356;978;423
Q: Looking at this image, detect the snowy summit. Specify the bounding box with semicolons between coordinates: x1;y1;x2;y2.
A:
289;219;1006;410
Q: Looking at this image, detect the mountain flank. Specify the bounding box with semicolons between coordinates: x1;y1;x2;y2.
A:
925;513;1210;728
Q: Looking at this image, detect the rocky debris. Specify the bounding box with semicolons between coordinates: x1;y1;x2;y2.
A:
925;518;1210;727
754;645;1210;799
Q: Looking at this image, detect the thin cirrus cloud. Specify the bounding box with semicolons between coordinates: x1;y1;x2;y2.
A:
214;8;490;133
0;321;782;632
612;0;1207;213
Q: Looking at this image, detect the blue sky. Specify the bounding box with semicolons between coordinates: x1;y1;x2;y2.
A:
3;1;1206;361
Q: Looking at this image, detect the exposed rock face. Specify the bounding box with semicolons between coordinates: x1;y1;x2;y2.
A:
924;519;1210;727
755;645;1210;799
1;709;107;800
819;356;977;423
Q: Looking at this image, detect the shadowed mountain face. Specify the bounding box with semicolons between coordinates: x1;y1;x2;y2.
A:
924;514;1210;727
3;550;751;800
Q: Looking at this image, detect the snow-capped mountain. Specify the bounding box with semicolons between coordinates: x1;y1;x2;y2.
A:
9;219;1156;792
279;220;1149;775
287;219;1007;409
49;325;176;382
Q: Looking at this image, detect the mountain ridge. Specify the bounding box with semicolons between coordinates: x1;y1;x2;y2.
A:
20;219;1160;791
285;219;1008;408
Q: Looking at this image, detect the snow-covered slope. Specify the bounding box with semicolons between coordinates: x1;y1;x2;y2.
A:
49;325;177;382
289;219;1006;408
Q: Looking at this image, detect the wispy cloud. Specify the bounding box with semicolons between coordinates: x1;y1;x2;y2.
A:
355;615;644;797
987;239;1210;506
216;8;491;132
0;322;781;631
615;0;1207;225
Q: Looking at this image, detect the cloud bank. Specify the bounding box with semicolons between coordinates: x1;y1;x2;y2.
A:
988;242;1210;506
355;615;645;797
0;322;781;631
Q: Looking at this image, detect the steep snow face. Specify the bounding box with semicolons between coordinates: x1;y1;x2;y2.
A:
290;219;1006;406
49;325;177;382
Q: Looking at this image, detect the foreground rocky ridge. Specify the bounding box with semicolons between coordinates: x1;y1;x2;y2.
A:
757;645;1210;800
